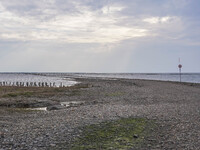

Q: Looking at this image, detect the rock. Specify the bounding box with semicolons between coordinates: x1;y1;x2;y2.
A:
156;145;161;148
133;134;138;138
47;105;64;111
147;144;152;147
0;132;4;138
50;144;56;147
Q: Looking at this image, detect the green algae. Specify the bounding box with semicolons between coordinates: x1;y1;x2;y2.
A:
70;118;156;150
2;91;34;98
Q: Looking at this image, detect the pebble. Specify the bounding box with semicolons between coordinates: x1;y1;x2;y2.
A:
133;134;138;138
0;77;199;149
50;144;56;147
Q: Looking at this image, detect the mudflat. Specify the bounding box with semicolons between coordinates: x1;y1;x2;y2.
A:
0;77;200;149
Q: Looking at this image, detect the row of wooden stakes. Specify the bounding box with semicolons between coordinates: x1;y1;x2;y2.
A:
0;81;64;87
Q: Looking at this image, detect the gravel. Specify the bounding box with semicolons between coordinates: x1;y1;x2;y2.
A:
0;77;200;149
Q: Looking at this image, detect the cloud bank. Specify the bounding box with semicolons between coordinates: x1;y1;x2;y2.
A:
0;0;199;72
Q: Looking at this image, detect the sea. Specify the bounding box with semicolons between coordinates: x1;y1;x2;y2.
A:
72;73;200;83
0;73;200;86
0;73;77;87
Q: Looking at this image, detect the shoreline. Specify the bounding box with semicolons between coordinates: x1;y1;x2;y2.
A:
68;72;200;84
1;72;200;84
0;77;200;149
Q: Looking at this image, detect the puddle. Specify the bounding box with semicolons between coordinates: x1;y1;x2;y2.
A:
60;101;84;107
26;107;47;111
24;101;84;111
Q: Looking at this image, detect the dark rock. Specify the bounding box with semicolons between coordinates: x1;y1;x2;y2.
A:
0;132;4;138
47;105;64;111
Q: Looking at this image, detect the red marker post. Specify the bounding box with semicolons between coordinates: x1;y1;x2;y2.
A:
178;64;182;82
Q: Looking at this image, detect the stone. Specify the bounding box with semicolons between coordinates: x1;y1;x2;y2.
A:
47;105;64;111
50;144;56;147
0;132;4;138
133;134;138;138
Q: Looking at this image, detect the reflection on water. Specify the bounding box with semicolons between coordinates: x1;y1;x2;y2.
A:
0;73;77;87
26;107;47;111
72;73;200;83
60;101;84;107
1;73;199;85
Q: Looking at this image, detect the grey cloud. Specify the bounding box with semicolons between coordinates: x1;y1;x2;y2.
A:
0;0;199;72
0;0;81;21
0;0;122;20
0;0;196;44
1;0;41;17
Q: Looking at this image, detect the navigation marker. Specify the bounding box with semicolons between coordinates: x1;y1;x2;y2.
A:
178;58;182;82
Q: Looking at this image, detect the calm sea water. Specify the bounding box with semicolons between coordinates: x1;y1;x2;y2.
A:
0;73;77;87
71;73;200;83
0;73;199;84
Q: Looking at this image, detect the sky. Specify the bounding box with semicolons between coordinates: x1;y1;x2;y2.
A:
0;0;199;73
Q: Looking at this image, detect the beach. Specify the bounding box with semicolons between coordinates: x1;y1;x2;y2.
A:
0;77;200;149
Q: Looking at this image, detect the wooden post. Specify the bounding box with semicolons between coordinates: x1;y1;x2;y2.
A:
60;82;62;87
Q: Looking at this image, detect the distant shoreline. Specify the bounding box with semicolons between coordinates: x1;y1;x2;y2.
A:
0;72;200;84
